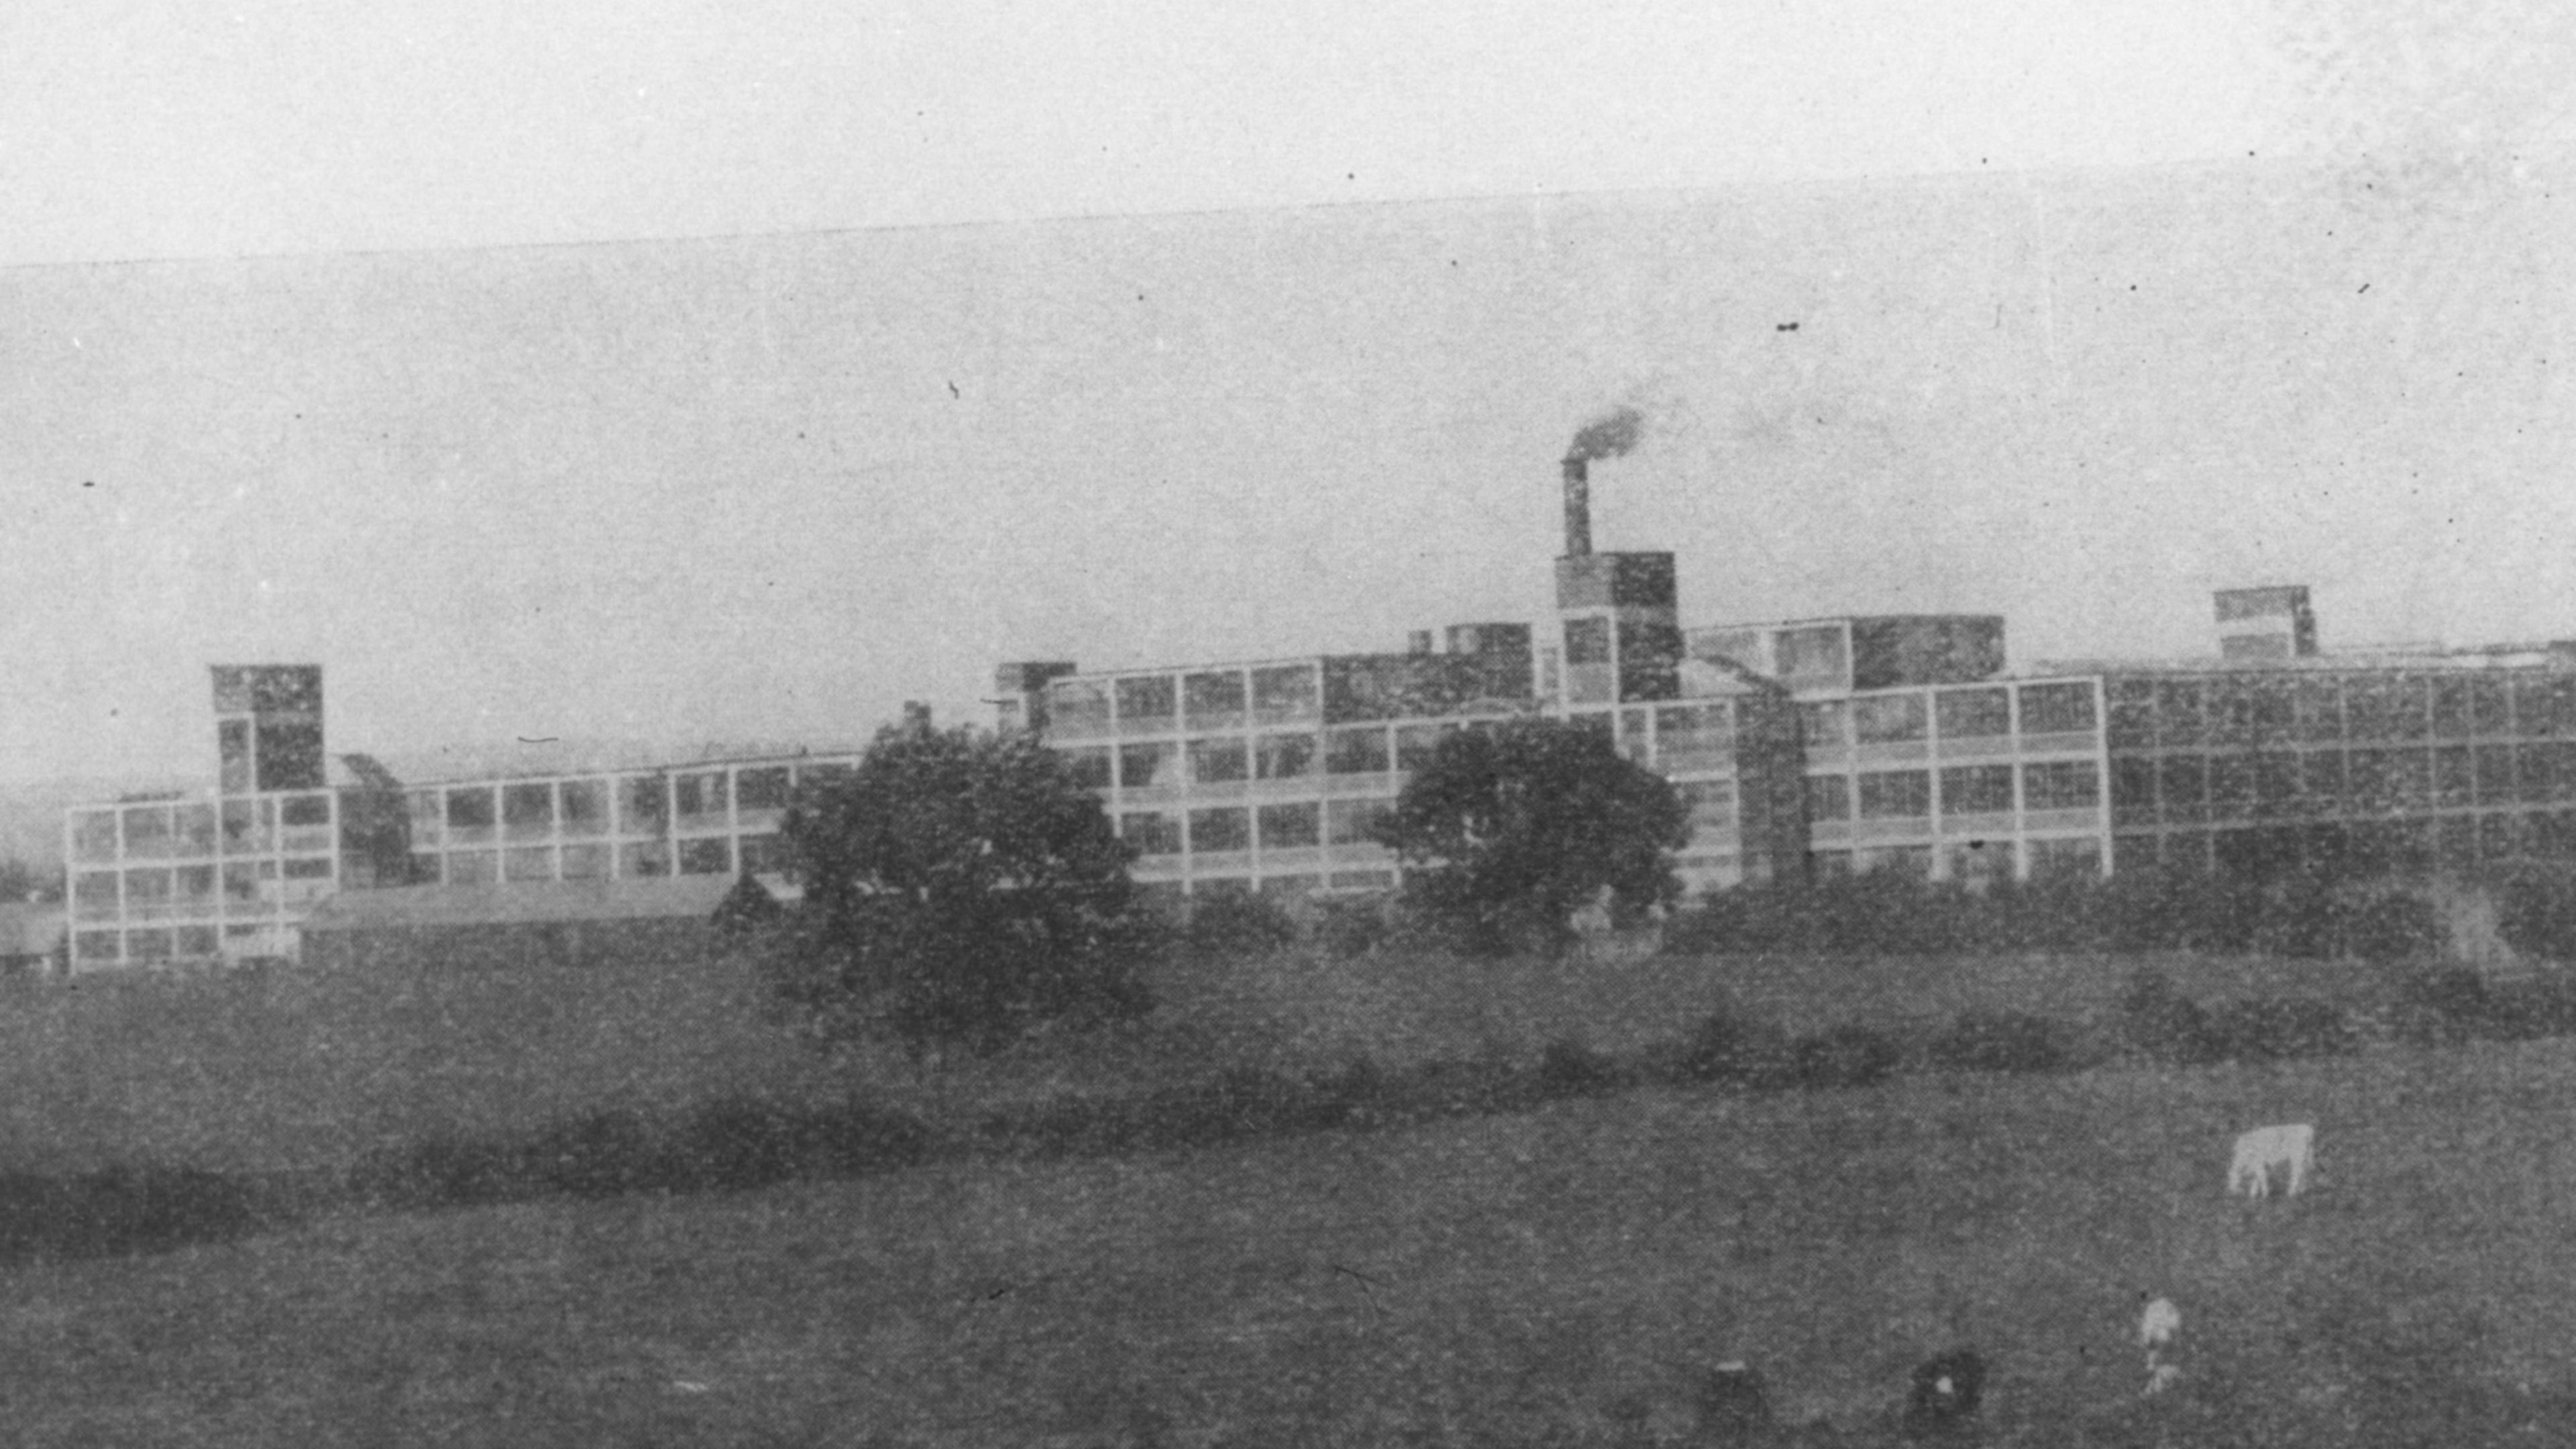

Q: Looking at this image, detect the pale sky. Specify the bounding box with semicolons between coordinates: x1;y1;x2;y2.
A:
3;1;2571;785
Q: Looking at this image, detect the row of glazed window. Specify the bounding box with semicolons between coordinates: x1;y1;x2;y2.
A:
68;792;337;863
1065;702;1743;791
2104;742;2576;826
1803;761;2103;823
71;921;291;968
71;857;338;920
2116;810;2576;877
2102;669;2576;749
1114;780;1739;858
1796;681;2100;749
396;832;790;887
1805;835;2108;883
1050;663;1327;739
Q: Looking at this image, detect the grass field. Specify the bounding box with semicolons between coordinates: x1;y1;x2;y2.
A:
7;1026;2576;1444
0;941;2424;1177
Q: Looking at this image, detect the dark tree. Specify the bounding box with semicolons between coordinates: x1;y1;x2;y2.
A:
766;718;1154;1059
1375;717;1690;955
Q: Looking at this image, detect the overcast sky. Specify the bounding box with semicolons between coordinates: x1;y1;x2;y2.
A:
3;2;2571;785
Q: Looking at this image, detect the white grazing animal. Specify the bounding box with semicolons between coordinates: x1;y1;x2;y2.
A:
2227;1124;2314;1198
2139;1297;2181;1348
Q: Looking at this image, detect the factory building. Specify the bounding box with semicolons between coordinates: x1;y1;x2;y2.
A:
62;665;861;972
60;453;2576;970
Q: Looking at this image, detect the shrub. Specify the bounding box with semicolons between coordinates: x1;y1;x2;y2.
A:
0;1167;266;1263
1789;1024;1901;1091
2342;890;2443;961
2481;974;2576;1042
2117;968;2224;1065
2211;995;2357;1062
1681;1010;1795;1089
1929;1010;2068;1075
1179;890;1301;957
1536;1038;1624;1097
1310;895;1394;959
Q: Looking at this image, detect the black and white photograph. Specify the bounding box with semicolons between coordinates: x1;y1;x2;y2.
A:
2;3;2572;1442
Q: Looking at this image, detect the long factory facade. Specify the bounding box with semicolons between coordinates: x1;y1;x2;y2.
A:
62;459;2576;970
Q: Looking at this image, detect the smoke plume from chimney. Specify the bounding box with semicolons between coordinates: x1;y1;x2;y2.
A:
1560;405;1646;557
1567;405;1646;464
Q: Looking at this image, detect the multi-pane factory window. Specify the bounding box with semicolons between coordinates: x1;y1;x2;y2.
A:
1805;774;1851;822
619;841;670;877
2154;682;2205;747
2208;680;2257;747
1853;695;1927;744
1799;701;1849;751
2252;753;2299;818
1324;797;1390;846
1116;676;1177;732
73;871;117;920
1858;771;1929;819
218;720;252;794
2160;757;2208;823
1562;616;1611;663
2522;745;2565;804
445;784;494;840
70;811;118;863
1061;747;1113;790
2023;761;2101;811
561;843;613;879
123;806;172;859
502;783;553;839
2110;757;2157;827
1048;678;1112;737
1653;703;1732;770
504;847;554;882
1185;671;1247;730
678;838;733;875
738;835;789;875
1188;808;1251;854
2301;751;2345;814
1250;664;1321;725
2019;682;2098;737
1254;732;1315;780
1324;726;1389;775
560;778;612;835
280;794;333;853
2208;756;2254;820
619;775;669;834
2477;745;2519;806
1616;709;1651;764
2348;750;2397;813
1936;688;2009;740
449;851;499;885
2436;747;2476;808
2516;676;2576;738
735;767;792;813
1674;779;1734;833
1120;812;1181;855
2294;678;2344;743
675;771;729;822
1257;802;1320;849
1188;737;1249;784
2433;679;2474;739
1939;765;2015;815
2107;680;2155;749
1118;742;1179;789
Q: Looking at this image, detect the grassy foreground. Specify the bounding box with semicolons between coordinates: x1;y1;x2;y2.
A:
7;1034;2576;1445
0;943;2376;1174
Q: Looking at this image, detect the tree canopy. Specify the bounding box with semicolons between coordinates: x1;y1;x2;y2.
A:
1375;716;1690;954
765;719;1154;1058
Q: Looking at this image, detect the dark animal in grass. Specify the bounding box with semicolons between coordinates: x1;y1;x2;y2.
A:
1904;1350;1984;1436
